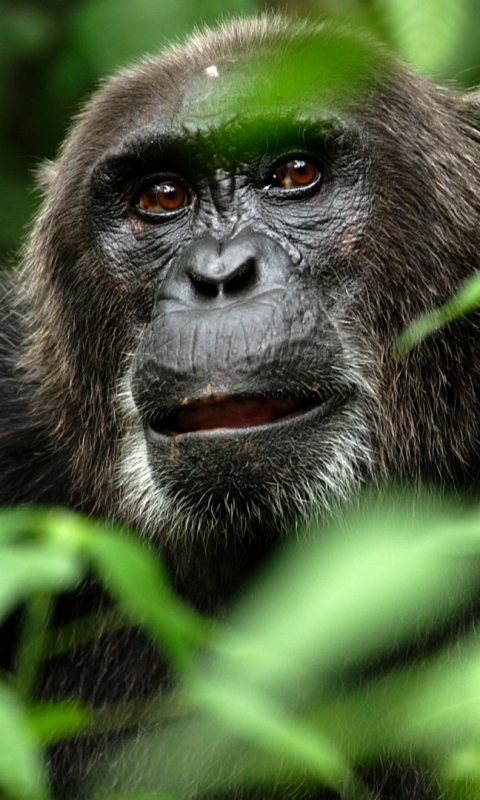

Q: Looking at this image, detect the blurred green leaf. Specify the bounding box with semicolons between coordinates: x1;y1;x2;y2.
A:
92;498;480;797
70;0;258;76
396;271;480;355
189;675;348;789
0;508;46;545
374;0;467;72
93;795;180;800
0;682;47;800
28;701;91;746
0;508;207;670
90;706;352;798
82;530;209;670
207;503;478;695
14;593;53;697
443;746;480;798
13;508;209;669
183;29;389;127
0;543;81;623
402;647;480;746
304;639;480;771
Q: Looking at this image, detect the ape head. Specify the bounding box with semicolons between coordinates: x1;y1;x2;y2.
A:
16;16;480;547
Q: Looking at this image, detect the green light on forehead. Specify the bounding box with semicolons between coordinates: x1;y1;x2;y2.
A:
180;29;390;126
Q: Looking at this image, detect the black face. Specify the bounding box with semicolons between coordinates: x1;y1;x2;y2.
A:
84;98;378;540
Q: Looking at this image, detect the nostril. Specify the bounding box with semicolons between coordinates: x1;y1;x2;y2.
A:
188;256;257;299
188;272;220;298
224;257;257;296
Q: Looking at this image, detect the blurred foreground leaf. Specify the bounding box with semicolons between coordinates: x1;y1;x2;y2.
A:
183;28;389;128
3;500;480;798
0;543;81;623
189;676;349;789
0;683;47;800
304;643;480;762
396;271;480;354
208;501;478;691
28;702;91;746
0;507;208;670
91;498;480;797
85;531;208;670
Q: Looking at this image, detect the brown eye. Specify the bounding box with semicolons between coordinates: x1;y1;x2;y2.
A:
137;181;187;213
274;159;319;190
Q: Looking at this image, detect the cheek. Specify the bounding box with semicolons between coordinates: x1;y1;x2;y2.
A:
90;225;176;293
341;225;363;255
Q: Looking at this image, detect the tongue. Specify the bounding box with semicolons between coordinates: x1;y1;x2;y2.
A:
172;397;304;433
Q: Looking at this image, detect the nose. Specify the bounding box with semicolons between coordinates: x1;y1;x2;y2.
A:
185;236;258;299
156;230;293;309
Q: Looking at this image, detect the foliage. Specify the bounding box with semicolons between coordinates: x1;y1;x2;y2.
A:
3;501;480;798
371;0;467;72
397;271;480;354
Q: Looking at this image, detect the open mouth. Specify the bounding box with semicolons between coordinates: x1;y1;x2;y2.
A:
149;393;339;436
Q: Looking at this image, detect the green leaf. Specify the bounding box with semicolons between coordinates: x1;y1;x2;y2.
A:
71;0;258;75
84;531;209;669
188;676;348;789
402;647;480;745
28;702;91;746
91;704;357;799
0;543;82;622
182;30;389;129
453;271;480;313
374;0;467;72
209;503;477;695
93;794;184;800
396;271;480;355
14;593;53;696
0;508;52;545
0;682;47;800
443;746;480;798
91;497;480;797
0;508;208;670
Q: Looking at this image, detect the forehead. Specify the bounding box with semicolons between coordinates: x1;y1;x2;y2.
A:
93;59;346;172
69;23;389;178
158;32;384;128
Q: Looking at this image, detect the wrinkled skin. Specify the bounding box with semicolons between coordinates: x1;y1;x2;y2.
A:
1;14;480;800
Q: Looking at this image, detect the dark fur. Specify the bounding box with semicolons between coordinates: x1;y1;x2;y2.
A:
2;14;480;799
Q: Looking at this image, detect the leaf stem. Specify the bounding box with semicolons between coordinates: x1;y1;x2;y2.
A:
14;593;53;698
